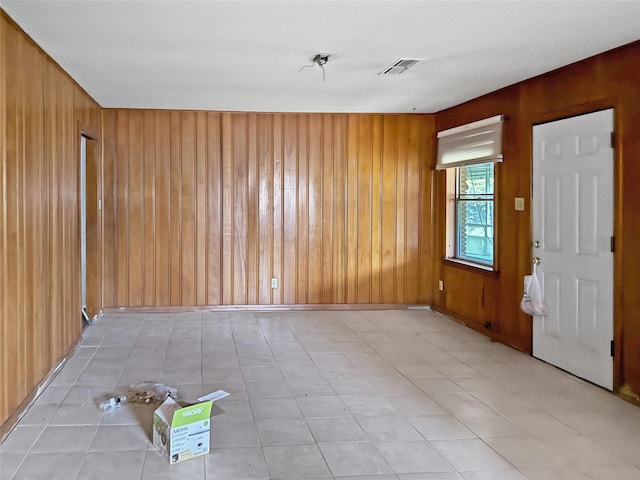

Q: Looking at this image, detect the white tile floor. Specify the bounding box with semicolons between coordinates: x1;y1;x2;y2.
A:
1;309;640;480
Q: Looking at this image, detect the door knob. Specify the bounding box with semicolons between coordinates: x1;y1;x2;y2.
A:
534;240;541;248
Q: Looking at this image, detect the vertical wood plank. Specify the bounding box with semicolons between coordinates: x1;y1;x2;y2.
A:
0;16;6;421
405;116;421;303
180;111;196;305
272;114;284;305
101;110;117;308
308;115;323;304
115;110;129;306
357;116;373;304
333;115;348;303
48;66;60;357
221;113;233;305
45;62;62;360
370;115;383;304
143;110;156;305
258;114;274;304
282;114;297;304
169;111;182;305
68;76;79;347
346;115;359;303
19;44;30;388
395;115;408;302
232;114;248;304
37;51;51;373
127;110;144;306
297;115;309;304
321;114;334;303
24;42;45;385
195;111;207;305
154;110;171;305
246;114;258;304
381;116;397;303
56;66;66;354
207;112;222;305
5;28;26;402
418;116;434;304
23;42;35;388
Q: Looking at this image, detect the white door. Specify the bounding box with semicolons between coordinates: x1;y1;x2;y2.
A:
532;109;614;390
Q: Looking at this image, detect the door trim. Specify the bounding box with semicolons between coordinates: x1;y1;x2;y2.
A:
78;123;102;320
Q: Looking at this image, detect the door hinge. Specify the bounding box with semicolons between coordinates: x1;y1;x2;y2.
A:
610;340;615;357
610;236;615;253
610;131;615;148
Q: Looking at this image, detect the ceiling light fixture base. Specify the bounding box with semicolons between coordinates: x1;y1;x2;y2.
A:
299;53;331;81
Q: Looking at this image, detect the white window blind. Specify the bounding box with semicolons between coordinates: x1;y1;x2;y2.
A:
436;115;504;170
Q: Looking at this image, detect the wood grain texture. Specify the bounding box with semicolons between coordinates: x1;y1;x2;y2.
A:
102;110;117;307
102;112;434;308
0;12;7;430
432;40;640;397
155;110;171;305
1;11;101;433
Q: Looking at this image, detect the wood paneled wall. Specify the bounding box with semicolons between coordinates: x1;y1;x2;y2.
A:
102;111;434;307
0;11;102;435
432;41;640;399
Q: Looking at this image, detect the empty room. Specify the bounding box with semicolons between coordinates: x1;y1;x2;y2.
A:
1;1;640;479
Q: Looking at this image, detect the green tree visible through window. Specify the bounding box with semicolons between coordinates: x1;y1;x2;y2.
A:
456;163;494;265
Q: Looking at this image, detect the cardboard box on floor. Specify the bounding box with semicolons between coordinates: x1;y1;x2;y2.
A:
153;390;228;464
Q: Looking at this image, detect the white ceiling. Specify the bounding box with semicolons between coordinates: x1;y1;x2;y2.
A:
3;1;640;113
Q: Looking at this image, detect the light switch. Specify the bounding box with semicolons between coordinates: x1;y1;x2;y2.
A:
515;197;525;211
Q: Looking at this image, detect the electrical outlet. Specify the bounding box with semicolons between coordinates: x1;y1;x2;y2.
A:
271;278;278;289
438;280;444;291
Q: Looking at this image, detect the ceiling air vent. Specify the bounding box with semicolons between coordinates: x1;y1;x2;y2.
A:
379;58;421;75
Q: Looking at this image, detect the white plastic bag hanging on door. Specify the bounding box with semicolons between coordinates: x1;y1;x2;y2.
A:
521;262;548;316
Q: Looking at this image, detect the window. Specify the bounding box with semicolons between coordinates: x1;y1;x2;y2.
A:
455;163;494;265
437;115;503;270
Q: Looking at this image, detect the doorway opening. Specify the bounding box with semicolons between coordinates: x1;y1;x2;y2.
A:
80;134;100;326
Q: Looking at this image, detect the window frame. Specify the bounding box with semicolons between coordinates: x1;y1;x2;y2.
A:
445;163;498;272
455;163;495;266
